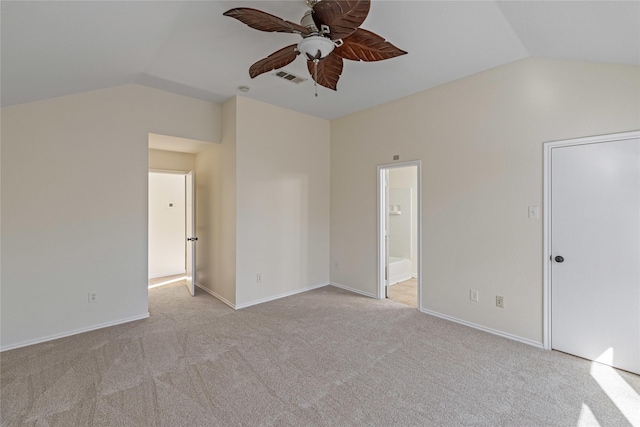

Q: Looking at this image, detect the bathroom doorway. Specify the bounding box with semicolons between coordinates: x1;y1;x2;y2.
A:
377;161;421;309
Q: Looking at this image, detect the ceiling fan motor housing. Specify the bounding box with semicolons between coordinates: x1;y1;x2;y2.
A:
300;10;319;33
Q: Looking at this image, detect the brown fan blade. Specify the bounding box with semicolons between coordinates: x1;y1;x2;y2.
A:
224;8;311;36
312;0;370;41
335;28;407;61
249;44;300;78
306;52;344;91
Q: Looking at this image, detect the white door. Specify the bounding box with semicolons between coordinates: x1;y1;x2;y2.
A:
551;137;639;374
185;171;196;296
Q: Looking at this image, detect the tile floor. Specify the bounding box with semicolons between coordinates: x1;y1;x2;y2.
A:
387;278;418;308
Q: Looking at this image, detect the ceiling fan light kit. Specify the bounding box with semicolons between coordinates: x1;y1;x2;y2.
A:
298;36;335;60
223;0;407;92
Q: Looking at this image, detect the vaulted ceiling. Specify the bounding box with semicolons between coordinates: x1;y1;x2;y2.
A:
2;1;639;120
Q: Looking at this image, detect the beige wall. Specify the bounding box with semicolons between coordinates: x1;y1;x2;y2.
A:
330;58;640;345
5;58;638;350
149;149;195;172
195;98;237;306
235;97;330;307
194;96;330;308
1;84;220;350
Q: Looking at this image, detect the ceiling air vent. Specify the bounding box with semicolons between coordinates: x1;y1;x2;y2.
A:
274;70;307;84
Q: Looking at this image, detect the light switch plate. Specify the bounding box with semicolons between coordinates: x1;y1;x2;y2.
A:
528;206;539;219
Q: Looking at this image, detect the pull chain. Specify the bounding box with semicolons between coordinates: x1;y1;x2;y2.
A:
313;59;319;97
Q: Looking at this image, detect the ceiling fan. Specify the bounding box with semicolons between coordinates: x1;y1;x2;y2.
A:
224;0;407;93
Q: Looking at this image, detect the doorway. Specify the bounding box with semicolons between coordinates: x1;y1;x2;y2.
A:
148;169;196;296
377;161;422;309
544;131;639;375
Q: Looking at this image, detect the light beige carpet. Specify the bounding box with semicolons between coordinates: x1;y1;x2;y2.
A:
2;285;639;426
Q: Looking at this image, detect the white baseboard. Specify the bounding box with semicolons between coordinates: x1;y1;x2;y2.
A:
330;282;377;299
195;282;236;309
195;282;330;310
235;282;329;310
148;270;186;280
0;312;150;352
389;273;413;285
419;308;543;349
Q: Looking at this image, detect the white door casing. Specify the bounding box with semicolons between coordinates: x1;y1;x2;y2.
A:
544;131;639;374
377;161;422;309
384;170;390;297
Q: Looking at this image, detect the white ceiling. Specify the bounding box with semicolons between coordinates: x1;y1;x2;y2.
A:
2;1;639;120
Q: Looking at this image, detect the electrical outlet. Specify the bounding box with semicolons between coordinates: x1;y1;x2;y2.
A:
496;295;504;308
470;289;479;302
88;292;98;303
257;273;262;283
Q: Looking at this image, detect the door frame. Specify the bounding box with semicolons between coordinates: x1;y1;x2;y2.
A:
185;170;195;296
542;130;640;350
148;168;194;290
377;160;422;310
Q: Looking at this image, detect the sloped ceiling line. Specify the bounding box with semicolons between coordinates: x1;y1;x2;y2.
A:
2;1;638;119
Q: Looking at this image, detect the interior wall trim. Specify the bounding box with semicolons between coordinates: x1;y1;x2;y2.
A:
0;312;150;352
195;282;235;309
330;282;377;299
420;308;544;349
149;270;187;281
148;168;189;175
235;283;330;310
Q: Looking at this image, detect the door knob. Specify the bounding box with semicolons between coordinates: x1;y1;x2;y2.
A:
187;237;198;242
554;255;564;263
